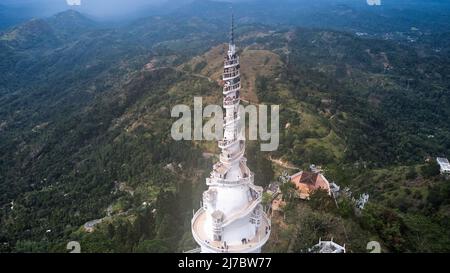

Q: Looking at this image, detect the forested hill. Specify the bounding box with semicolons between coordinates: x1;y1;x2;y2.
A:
0;8;226;252
0;0;450;252
283;29;450;165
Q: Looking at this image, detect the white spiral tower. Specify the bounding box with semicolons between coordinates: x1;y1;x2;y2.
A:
191;15;271;253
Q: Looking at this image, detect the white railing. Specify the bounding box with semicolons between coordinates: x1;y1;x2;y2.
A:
218;134;240;148
191;205;271;253
224;57;239;68
224;97;240;106
191;208;206;248
223;82;240;94
224;66;238;73
218;138;238;149
220;143;245;163
222;195;262;228
225;55;238;62
223;72;240;81
224;116;239;126
206;173;254;186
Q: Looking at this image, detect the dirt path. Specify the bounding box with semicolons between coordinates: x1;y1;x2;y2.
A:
269;156;300;170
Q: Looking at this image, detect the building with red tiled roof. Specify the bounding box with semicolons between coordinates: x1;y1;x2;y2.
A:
290;171;331;200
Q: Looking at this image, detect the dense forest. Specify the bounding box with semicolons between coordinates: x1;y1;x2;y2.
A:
1;0;450;252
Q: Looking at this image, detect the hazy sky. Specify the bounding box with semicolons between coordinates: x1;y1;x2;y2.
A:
1;0;172;18
0;0;384;17
3;0;446;20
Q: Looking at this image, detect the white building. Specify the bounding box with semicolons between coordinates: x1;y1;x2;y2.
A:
191;16;270;253
437;157;450;175
329;182;340;197
356;193;370;210
309;238;346;253
309;164;323;174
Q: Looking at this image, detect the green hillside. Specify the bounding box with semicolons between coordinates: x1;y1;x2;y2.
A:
1;3;450;252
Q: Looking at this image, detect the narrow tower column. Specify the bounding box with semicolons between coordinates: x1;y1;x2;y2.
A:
191;15;271;253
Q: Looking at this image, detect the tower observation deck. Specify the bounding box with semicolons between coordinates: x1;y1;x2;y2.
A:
191;15;271;253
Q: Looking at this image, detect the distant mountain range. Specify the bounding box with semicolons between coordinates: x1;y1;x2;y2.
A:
2;0;450;33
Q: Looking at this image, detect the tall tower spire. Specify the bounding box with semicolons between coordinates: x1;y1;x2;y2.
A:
191;15;271;253
230;13;234;46
228;11;236;57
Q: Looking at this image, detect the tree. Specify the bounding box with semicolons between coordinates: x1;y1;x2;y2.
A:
107;223;115;239
337;197;355;218
405;166;418;180
280;181;297;203
135;239;169;253
261;192;273;210
309;189;334;211
421;162;440;178
246;142;275;188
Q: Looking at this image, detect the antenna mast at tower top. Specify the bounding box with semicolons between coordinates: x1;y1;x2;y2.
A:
230;13;234;46
228;11;236;56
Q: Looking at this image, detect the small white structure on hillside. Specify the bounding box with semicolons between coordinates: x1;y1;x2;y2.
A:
83;219;103;233
309;238;346;253
309;164;323;174
266;182;281;198
356;193;370;210
329;182;340;198
437;157;450;175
